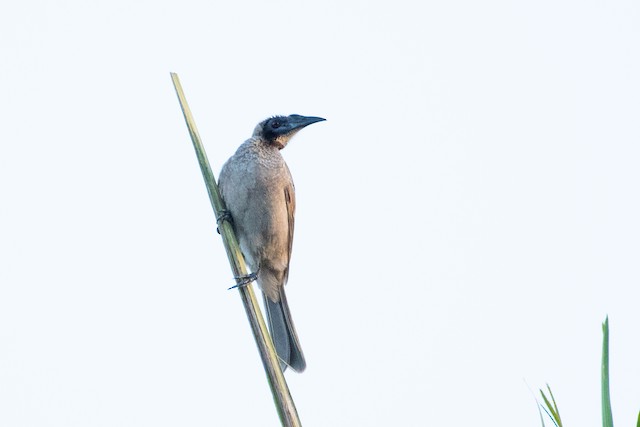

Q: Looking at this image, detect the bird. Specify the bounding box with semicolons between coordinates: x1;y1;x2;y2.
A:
218;114;325;372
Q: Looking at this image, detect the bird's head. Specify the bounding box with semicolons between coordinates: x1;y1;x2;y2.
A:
253;114;326;149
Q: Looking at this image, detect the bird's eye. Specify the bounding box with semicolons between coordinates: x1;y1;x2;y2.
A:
271;121;281;129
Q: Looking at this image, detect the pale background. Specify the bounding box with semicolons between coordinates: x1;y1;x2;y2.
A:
1;1;639;426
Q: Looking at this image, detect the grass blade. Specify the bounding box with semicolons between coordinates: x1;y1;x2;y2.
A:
537;402;547;427
602;316;614;427
540;384;562;427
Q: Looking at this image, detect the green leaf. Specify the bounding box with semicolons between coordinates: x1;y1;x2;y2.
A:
537;401;547;427
540;385;562;427
602;316;614;427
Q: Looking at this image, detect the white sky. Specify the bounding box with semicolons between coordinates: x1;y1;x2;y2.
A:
1;0;639;426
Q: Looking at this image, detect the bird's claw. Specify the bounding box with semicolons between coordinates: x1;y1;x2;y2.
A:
216;209;233;234
228;272;258;290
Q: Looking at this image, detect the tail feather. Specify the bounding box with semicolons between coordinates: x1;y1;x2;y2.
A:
263;289;306;373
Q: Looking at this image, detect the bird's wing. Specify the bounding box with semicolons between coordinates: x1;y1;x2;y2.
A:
283;182;295;284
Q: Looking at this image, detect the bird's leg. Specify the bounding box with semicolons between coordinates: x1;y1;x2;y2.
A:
228;271;258;290
216;209;233;234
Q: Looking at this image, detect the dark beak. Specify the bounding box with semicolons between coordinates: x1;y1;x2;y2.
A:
288;114;326;130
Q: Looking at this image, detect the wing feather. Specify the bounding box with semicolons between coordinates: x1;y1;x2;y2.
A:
283;183;295;284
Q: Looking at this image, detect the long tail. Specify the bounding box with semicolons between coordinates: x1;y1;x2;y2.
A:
263;289;306;373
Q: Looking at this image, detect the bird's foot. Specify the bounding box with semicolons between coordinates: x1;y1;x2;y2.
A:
216;209;233;234
228;271;258;290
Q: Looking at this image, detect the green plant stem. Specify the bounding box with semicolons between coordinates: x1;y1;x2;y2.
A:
170;72;301;427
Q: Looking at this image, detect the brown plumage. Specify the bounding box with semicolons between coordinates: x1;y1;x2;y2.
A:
218;114;325;372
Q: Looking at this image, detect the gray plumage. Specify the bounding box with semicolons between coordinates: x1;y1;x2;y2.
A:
218;114;325;373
